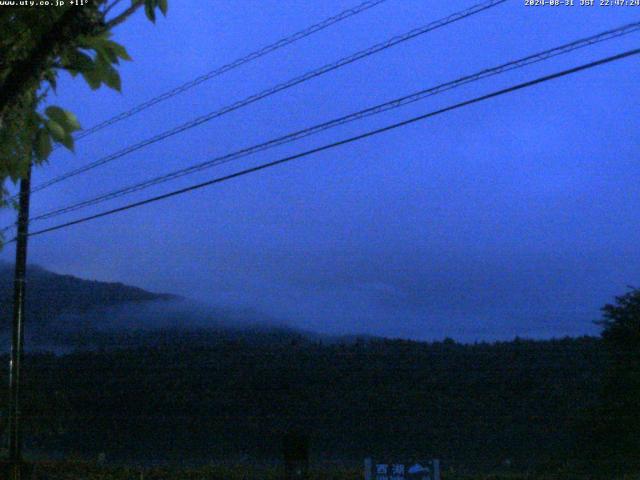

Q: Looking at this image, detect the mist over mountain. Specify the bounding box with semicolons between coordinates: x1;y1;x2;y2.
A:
0;265;616;472
0;263;308;352
0;262;176;328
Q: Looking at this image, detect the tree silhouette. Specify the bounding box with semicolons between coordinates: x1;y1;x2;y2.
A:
589;287;640;474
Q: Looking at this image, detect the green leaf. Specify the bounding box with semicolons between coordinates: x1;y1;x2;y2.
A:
93;51;111;73
79;30;112;49
60;132;74;151
82;68;102;90
45;106;65;121
34;128;52;161
103;64;122;92
45;106;81;132
45;119;65;142
98;42;119;64
108;41;132;61
145;0;156;22
63;50;94;74
158;0;168;15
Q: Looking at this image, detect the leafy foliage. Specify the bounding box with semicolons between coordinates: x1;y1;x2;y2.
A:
598;287;640;350
581;288;640;473
63;30;136;92
143;0;169;23
0;0;167;211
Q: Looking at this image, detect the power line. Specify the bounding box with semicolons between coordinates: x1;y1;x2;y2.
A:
21;48;640;240
21;21;640;226
64;0;390;144
28;0;507;195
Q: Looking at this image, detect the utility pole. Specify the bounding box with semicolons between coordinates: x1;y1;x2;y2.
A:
7;161;32;480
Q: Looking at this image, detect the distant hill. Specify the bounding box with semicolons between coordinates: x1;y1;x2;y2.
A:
0;263;308;351
0;262;176;330
0;266;612;473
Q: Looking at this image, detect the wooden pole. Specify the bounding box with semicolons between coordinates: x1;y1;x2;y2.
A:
7;162;32;480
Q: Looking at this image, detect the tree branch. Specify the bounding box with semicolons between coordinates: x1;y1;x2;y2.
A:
103;0;124;16
105;2;143;30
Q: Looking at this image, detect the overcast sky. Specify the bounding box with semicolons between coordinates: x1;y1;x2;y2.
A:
2;0;639;341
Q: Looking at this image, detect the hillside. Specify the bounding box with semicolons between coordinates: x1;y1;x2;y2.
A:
0;263;176;331
0;336;606;473
0;264;313;352
0;265;614;473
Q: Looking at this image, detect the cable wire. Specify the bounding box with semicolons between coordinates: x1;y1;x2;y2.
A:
66;0;390;144
21;48;640;240
29;0;507;195
22;21;640;226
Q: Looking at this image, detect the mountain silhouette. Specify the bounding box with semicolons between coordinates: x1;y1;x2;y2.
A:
0;262;176;332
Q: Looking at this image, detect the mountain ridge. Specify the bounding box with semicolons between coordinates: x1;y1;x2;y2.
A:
0;263;315;351
0;262;177;329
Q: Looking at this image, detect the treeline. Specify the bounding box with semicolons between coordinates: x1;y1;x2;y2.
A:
0;334;607;472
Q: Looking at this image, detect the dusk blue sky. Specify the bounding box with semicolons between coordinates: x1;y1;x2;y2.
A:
2;0;638;341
